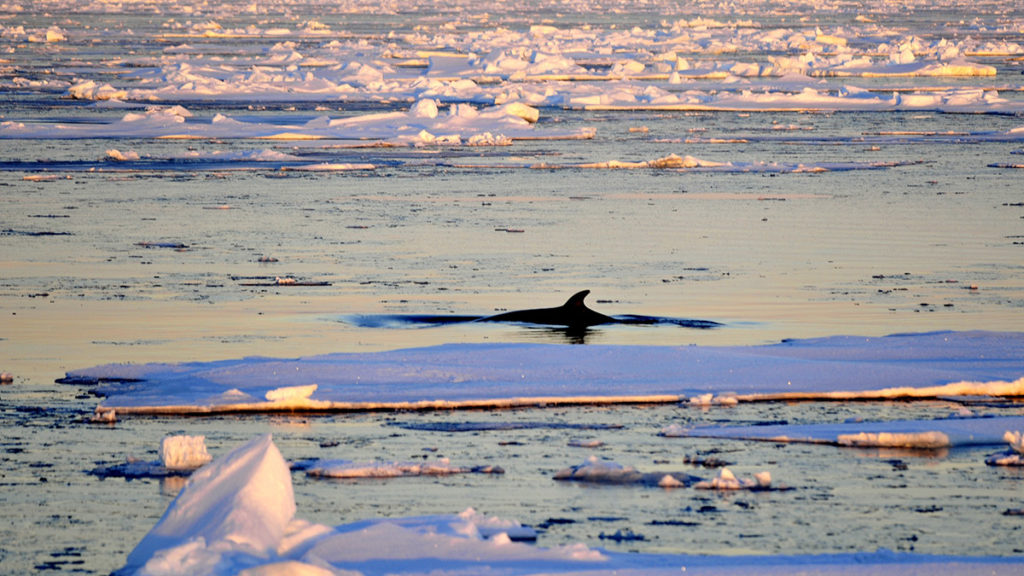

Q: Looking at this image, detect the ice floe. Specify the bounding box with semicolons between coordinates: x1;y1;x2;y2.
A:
90;435;213;479
297;458;504;478
0;100;584;144
116;434;1024;575
693;468;775;491
985;431;1024;467
159;435;212;470
662;415;1024;450
553;456;701;487
8;3;1020;116
62;331;1024;414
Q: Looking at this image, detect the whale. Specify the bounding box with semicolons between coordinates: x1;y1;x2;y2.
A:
476;290;617;328
343;290;721;332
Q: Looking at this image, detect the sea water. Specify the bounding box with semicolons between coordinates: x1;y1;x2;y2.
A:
1;0;1023;573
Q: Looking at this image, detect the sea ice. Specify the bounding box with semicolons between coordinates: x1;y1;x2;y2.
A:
301;458;504;478
663;415;1024;450
693;468;773;490
63;331;1024;414
985;431;1024;467
159;435;212;470
553;456;701;487
120;435;294;575
117;435;1024;575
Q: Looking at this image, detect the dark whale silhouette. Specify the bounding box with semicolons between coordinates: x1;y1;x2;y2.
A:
477;290;616;328
343;290;721;332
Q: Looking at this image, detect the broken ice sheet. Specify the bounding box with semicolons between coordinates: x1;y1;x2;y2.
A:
297;458;504;478
553;456;702;487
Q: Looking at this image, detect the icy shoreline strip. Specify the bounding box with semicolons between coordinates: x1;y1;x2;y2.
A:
63;331;1024;415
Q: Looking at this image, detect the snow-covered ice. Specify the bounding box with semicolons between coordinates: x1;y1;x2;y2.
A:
65;331;1024;414
159;435;212;470
552;455;701;487
90;435;213;479
985;431;1024;466
115;434;1024;575
299;458;504;478
5;0;1024;572
693;468;774;491
663;415;1024;449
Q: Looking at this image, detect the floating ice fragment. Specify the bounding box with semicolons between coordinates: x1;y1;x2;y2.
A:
281;162;376;171
304;458;504;478
688;393;738;407
657;474;685;488
985;432;1024;466
159;435;212;470
694;467;772;490
265;383;317;402
106;149;141;161
89;407;116;424
554;456;701;487
554;456;640;483
1005;431;1024;455
837;431;951;449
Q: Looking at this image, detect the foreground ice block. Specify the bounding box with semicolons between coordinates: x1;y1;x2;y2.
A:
118;435;1024;575
121;434;295;575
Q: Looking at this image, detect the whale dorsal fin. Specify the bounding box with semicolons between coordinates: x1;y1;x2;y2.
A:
563;290;591;309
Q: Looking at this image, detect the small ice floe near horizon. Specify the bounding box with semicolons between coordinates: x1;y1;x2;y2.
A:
89;434;212;479
985;431;1024;467
295;458;504;478
553;456;702;488
117;434;1024;576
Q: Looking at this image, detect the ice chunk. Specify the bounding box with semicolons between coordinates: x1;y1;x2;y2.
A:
554;456;700;487
554;456;642;484
159;435;212;470
657;474;685;488
304;458;503;478
986;431;1024;466
1004;430;1023;455
123;434;295;574
265;383;317;402
837;431;951;449
106;149;141;161
694;467;772;490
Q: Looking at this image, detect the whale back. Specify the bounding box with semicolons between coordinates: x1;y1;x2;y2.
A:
479;289;615;328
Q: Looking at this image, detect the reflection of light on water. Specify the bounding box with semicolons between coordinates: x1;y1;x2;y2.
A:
160;476;189;497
